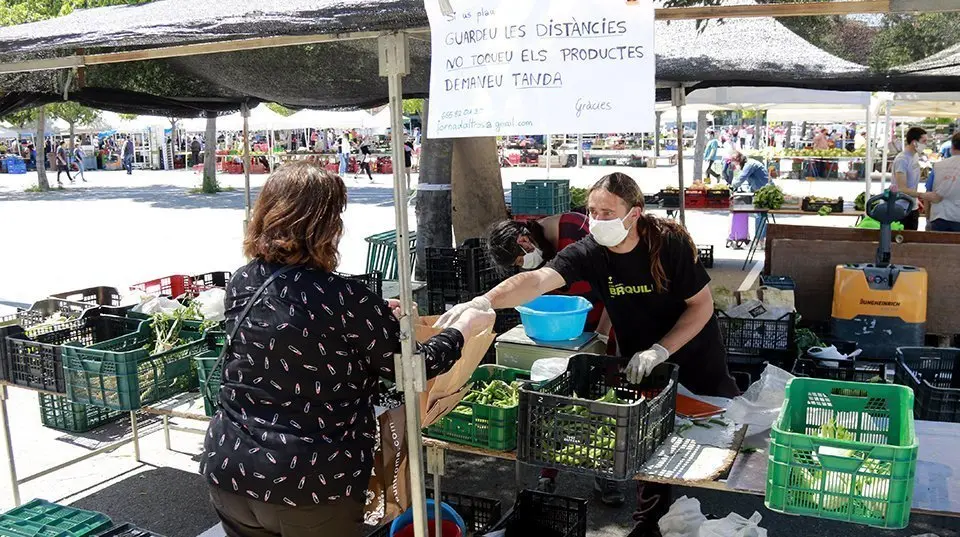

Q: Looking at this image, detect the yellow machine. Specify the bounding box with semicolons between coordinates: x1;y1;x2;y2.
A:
831;191;927;360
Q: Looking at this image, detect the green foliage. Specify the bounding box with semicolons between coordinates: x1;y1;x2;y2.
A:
402;99;424;116
265;103;295;117
869;13;960;71
1;108;38;128
47;101;100;126
570;187;588;210
0;0;149;26
118;113;138;120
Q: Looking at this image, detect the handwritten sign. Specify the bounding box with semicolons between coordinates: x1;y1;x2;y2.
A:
424;0;655;138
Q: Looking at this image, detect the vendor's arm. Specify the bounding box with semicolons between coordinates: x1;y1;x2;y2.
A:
894;158;935;202
658;286;714;354
482;267;566;310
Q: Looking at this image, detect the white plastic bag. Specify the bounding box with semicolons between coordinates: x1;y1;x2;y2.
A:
658;496;707;537
725;364;794;431
194;288;226;322
530;357;569;382
698;511;767;537
131;296;182;315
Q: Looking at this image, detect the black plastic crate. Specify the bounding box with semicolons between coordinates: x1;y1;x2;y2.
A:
658;190;680;208
425;239;504;315
801;196;844;213
518;355;677;480
759;275;796;291
726;352;797;386
335;271;384;298
487;490;588;537
50;286;122;307
191;271;232;293
5;314;141;393
0;299;99;383
716;310;796;354
364;489;502;537
93;523;168;537
895;347;960;423
482;309;523;364
697;245;714;268
794;358;887;383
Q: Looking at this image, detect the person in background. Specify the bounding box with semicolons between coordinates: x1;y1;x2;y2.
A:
190;137;202;168
73;140;87;182
122;136;135;175
27;144;36;171
924;132;960;232
720;134;740;185
202;161;495;537
55;140;73;186
403;138;414;190
354;137;374;183
731;152;770;240
338;131;351;176
892;127;935;231
854;130;867;151
940;136;953;159
703;129;720;181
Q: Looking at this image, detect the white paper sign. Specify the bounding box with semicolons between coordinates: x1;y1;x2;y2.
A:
425;0;655;138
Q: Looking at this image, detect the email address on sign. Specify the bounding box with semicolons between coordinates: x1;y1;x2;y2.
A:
437;117;534;133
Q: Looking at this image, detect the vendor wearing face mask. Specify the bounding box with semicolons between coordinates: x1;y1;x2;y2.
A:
436;173;739;510
486;212;605;332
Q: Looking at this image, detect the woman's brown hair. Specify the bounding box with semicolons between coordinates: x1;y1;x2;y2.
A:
589;172;698;293
243;161;347;271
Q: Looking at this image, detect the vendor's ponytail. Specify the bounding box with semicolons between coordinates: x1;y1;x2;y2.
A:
589;173;698;293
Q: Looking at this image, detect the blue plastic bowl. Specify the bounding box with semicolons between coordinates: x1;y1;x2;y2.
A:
389;500;466;537
515;295;593;341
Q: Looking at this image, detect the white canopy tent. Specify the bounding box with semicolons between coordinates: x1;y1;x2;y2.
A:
279;109;383;130
883;92;960;118
103;112;170;132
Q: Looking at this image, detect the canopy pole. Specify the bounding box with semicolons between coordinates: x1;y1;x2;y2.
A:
880;105;891;189
378;32;429;537
672;87;686;226
865;105;873;199
577;133;583;168
242;103;252;221
545;134;552;178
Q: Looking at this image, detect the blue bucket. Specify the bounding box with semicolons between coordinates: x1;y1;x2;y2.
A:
515;295;593;341
389;500;466;537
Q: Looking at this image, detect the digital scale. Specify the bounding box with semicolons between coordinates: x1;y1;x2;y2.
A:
494;325;607;371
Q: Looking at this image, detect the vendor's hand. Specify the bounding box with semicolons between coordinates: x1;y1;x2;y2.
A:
387;299;419;325
626;344;670;384
432;296;492;329
450;307;496;340
922;191;943;204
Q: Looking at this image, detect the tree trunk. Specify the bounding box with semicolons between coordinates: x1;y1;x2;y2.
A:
800;122;808;145
68;122;76;167
753;111;763;150
654;111;663;157
202;113;218;193
451;137;507;242
693;110;708;181
414;100;454;281
169;119;179;170
35;108;49;191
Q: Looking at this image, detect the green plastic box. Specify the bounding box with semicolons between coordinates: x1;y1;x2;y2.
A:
38;394;121;433
0;499;112;537
424;365;533;451
61;320;205;411
194;351;221;417
765;377;918;529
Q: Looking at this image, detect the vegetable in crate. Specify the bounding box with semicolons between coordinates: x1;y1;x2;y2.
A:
550;389;628;468
460;379;521;408
753;184;785;209
148;301;215;355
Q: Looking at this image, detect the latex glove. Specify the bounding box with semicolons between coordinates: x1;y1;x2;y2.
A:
432;296;492;329
626;343;670;384
453;308;497;340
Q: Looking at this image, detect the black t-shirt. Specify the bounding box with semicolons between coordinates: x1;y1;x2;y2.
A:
548;232;738;397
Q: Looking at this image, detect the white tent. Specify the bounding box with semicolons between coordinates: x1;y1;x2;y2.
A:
883;92;960;118
279;109;377;130
0;124;18;138
103;112;169;132
219;105;288;131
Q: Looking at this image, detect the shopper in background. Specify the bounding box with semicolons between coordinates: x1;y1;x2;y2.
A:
122;137;135;175
338;131;351;176
703;129;720;181
403;138;414;190
55;140;73;186
893;127;936;231
72;140;87;182
190;137;202;168
201;161;495;537
924;132;960;232
355;137;374;183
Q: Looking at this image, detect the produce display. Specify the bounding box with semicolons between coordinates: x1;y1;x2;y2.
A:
146;301;217;355
685;181;729;192
782;148;867;158
550;389;628;467
453;379;521;414
855;192;866;212
753;183;785;209
22;311;82;338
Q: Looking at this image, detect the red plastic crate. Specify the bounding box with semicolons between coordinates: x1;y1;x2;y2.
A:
377;156;393;174
684;190;707;208
705;197;730;209
508;153;521;165
512;214;541;224
324;162;339;172
131;275;191;298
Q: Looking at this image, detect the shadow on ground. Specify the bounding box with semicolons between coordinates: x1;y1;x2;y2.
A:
70;466;219;537
0;185;399;210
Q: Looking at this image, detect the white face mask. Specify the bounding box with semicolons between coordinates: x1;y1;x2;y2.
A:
590;213;634;247
521;247;544;270
916;143;927;153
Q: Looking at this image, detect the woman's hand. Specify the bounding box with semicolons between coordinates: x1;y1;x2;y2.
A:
450;308;496;340
387;299;419;326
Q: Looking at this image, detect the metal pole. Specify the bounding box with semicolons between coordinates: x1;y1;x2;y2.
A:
0;387;20;506
577;133;583;168
130;411;141;462
379;32;428;537
865;106;873;199
672;87;686;226
881;106;891;189
545;134;552;178
242;103;252;222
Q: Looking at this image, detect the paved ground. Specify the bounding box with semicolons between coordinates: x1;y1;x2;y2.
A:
0;162;951;537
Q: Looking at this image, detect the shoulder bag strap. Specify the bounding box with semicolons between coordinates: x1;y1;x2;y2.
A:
203;264;299;402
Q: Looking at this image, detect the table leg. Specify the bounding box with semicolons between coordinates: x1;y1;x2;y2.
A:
0;387;20;507
515;460;523;491
163;415;171;451
742;213;768;271
130;411;141;462
433;473;442;537
426;446;445;536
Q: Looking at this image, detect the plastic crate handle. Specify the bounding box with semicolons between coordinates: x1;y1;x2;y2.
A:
815;445;870;473
566;354;630;397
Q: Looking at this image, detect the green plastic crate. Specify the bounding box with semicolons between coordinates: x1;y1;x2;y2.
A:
364;230;417;280
195;351;221;417
765;378;918;529
38;394;122;433
61;320;205;411
510;180;571;216
0;499;112;537
424;365;533;451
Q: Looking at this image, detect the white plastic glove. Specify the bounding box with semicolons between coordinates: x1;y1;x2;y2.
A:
432;296;492;329
626;343;670;384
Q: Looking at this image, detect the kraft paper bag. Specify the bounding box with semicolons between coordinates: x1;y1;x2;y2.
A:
364;315;496;525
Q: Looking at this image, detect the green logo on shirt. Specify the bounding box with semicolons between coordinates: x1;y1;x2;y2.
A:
607;277;653;296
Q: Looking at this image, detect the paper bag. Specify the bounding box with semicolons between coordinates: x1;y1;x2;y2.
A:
364;315;496;525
